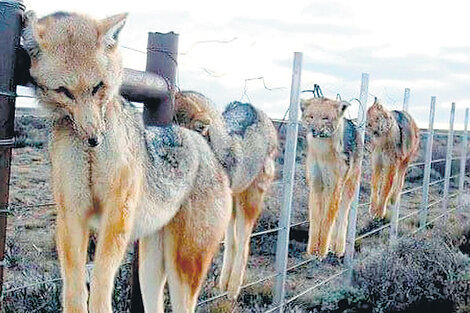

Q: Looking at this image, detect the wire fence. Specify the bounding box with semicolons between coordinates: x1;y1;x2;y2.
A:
2;44;470;313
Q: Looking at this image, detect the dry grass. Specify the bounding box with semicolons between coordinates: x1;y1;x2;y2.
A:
3;112;470;312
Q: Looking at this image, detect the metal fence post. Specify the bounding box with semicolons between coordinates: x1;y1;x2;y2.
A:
344;73;369;271
0;0;24;307
442;102;456;222
458;108;469;211
272;52;303;312
390;88;410;243
419;97;436;230
143;31;179;126
389;199;400;242
130;32;179;312
403;88;410;112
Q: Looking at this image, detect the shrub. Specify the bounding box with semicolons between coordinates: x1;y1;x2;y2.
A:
353;235;470;313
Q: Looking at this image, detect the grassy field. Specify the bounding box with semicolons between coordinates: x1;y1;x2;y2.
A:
3;109;470;312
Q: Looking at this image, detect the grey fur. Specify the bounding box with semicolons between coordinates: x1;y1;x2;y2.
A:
175;91;278;193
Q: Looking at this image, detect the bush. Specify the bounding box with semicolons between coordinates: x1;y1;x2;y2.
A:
353;235;470;313
14;114;49;149
294;284;369;313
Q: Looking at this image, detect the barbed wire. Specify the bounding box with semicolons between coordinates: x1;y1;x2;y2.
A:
301;84;324;98
121;37;238;82
2;169;467;312
180;37;238;55
4;41;470;312
239;76;286;103
3;173;465;293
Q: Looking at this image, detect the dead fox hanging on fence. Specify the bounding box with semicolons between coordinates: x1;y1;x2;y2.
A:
365;98;420;219
174;91;278;299
301;97;362;258
23;11;232;313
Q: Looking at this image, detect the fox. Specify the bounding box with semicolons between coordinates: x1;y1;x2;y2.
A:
301;97;362;258
174;91;278;299
365;98;420;218
23;11;232;313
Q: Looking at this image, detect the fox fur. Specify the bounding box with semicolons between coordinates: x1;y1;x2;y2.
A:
174;91;277;299
301;97;362;258
365;99;420;218
23;11;231;313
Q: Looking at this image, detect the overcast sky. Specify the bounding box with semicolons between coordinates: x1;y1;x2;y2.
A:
22;0;470;129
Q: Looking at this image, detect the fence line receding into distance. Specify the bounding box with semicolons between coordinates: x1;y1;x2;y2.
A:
0;4;469;312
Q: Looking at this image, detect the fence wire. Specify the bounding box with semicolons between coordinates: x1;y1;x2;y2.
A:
3;44;470;313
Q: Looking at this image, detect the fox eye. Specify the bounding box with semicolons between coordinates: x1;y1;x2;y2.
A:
55;87;75;100
322;117;329;121
92;81;105;96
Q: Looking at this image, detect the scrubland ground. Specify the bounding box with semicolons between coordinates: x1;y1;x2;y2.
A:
3;111;470;312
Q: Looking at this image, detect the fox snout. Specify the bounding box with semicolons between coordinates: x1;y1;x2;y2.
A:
81;124;103;148
310;127;332;138
82;127;103;148
87;136;99;147
71;104;106;148
77;120;104;148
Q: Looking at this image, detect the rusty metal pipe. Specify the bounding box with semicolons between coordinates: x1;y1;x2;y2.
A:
14;46;169;103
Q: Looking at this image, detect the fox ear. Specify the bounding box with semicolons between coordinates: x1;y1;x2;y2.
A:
100;13;128;49
372;97;383;110
339;101;350;114
300;99;309;112
22;11;44;58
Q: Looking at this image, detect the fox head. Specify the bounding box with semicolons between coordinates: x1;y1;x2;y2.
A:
174;92;213;137
366;98;393;142
23;11;127;148
301;97;350;138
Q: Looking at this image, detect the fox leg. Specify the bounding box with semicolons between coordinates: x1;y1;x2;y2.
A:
165;183;231;313
332;168;360;256
164;211;226;312
89;203;136;313
317;182;343;258
389;162;408;206
139;230;167;313
56;205;89;313
375;164;397;218
369;158;383;217
307;186;323;256
219;202;236;292
89;171;139;313
227;185;265;299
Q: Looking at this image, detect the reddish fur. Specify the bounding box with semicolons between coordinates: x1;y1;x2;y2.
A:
169;216;205;296
367;101;420;218
173;91;277;299
238;188;263;223
27;12;232;313
167;198;223;298
302;97;362;258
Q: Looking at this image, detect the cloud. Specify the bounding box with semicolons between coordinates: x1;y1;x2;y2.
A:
21;0;470;130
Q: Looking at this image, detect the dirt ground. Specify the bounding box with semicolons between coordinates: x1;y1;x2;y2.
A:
2;110;469;312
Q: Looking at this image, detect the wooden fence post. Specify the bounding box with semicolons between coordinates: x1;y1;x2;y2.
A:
0;0;24;308
130;31;178;312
